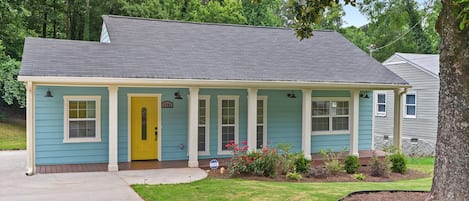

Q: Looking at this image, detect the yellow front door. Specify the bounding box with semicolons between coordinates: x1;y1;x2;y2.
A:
131;96;158;160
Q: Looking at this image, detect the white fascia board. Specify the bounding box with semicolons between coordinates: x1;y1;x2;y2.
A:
17;76;411;90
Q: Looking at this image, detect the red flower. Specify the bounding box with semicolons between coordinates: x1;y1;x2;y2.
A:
262;147;269;153
229;140;235;144
242;140;247;145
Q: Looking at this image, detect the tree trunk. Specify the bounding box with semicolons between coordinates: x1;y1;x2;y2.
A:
426;0;469;200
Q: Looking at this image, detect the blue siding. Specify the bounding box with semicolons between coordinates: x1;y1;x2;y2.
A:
258;90;303;153
35;86;109;165
309;90;372;153
34;86;374;165
198;89;247;159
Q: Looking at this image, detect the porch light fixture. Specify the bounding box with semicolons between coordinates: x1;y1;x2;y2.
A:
45;89;53;97
174;91;183;100
359;91;369;99
287;93;296;98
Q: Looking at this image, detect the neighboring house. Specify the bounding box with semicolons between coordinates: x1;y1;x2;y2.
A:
18;15;410;175
374;53;439;156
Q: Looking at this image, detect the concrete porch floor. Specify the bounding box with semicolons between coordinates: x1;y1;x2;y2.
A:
36;150;385;174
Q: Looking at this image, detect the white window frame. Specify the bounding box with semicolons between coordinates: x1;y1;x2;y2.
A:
311;97;351;135
257;96;268;149
375;91;387;117
404;92;417;118
63;96;101;143
217;95;239;155
198;96;210;156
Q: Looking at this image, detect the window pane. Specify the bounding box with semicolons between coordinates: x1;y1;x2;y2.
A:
221;126;234;150
69;109;78;118
78;110;87;118
406;94;416;104
141;107;147;140
85;120;96;137
336;101;349;115
78;101;87;109
198;127;206;151
378;94;386;103
378;105;386;112
407;106;416;115
312;117;329;131
333;117;349;130
257;100;263;124
312;101;329;116
87;101;96;109
199;100;206;125
257;125;263;149
86;109;95;118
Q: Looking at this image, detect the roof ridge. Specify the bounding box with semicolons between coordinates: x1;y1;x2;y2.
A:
104;15;336;32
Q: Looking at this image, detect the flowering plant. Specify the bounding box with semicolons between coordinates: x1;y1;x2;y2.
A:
226;140;278;177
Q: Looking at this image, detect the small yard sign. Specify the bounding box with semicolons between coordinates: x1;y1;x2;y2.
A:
209;159;219;170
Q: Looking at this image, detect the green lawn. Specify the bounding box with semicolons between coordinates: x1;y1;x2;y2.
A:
132;158;434;201
0;118;26;150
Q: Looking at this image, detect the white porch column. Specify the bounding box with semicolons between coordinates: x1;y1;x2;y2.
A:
247;88;258;151
393;89;404;150
108;86;119;171
350;90;360;156
188;87;199;167
301;89;312;160
25;82;35;175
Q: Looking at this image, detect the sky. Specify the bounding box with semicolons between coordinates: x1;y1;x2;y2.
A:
343;5;368;27
342;0;428;27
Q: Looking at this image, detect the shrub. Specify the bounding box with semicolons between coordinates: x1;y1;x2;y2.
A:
353;173;366;181
227;141;278;177
369;152;390;177
276;143;295;174
286;171;302;181
344;155;360;174
294;153;311;173
319;148;345;175
307;166;328;178
388;152;407;174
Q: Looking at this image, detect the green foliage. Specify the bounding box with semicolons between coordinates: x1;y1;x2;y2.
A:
353;173;366;181
388;152;407;174
241;0;284;27
319;148;345;175
0;43;25;108
344;155;360;174
293;153;311;173
454;0;469;30
369;152;390;177
286;171;302;181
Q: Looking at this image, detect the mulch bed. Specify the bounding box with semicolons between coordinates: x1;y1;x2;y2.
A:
205;165;429;182
340;191;429;201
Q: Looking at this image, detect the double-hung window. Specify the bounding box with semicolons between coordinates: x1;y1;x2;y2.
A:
405;92;417;118
198;96;210;155
64;96;101;143
218;96;239;154
375;92;387;116
256;96;267;149
311;98;350;134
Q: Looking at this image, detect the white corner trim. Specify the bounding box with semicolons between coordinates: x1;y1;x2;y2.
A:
63;96;102;143
217;95;239;155
26;82;35;175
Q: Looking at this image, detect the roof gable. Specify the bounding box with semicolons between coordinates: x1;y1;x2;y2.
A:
19;15;408;86
385;53;439;78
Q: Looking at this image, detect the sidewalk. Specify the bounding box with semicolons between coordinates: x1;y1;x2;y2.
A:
0;151;207;201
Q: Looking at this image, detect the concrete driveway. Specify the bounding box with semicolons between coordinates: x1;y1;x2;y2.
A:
0;151;207;201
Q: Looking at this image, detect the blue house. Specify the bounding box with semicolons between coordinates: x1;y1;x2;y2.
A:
18;15;409;174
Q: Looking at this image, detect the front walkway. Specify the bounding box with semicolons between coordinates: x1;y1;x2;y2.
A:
0;151;207;201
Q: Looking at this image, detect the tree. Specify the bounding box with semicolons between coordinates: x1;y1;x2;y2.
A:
426;0;469;199
0;42;25;108
284;0;468;199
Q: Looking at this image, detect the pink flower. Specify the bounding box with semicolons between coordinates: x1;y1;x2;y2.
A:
241;146;248;152
242;140;247;145
262;147;269;153
229;140;235;144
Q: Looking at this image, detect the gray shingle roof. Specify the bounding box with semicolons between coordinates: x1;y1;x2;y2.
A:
395;53;439;77
20;15;408;85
